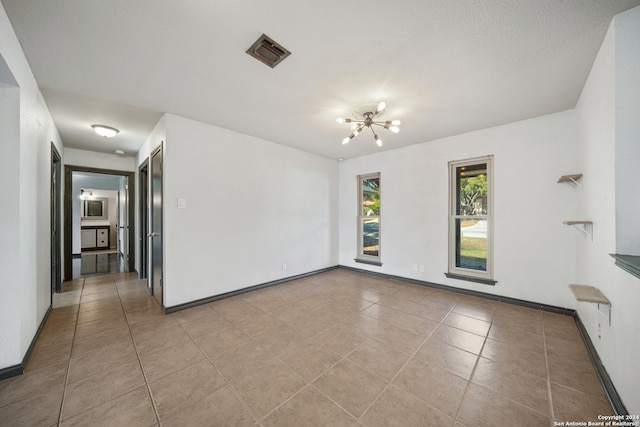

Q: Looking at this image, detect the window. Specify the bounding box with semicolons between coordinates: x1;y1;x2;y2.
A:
356;173;381;265
448;156;494;284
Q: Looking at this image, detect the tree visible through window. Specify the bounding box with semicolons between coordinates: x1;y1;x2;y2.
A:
449;157;493;281
357;173;381;264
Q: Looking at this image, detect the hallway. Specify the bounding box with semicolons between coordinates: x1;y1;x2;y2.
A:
0;269;613;426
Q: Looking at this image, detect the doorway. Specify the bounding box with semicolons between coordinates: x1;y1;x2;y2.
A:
51;143;62;301
138;159;149;281
150;147;163;306
64;166;136;281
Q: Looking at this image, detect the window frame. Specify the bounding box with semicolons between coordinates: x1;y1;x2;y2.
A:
356;172;382;266
448;156;494;283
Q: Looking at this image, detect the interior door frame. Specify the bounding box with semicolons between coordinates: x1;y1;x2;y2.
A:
138;158;149;280
63;165;136;281
150;146;163;306
50;143;62;300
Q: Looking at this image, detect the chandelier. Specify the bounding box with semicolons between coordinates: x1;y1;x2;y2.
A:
336;102;401;147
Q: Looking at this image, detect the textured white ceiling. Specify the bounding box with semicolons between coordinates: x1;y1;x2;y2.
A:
2;0;639;159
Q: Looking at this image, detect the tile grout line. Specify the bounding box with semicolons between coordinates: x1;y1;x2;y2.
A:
56;277;85;427
180;307;264;424
352;297;459;425
542;314;556;423
114;275;163;426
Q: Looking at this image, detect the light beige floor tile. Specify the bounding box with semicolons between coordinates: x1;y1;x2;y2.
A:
178;314;233;338
212;339;275;381
68;340;137;383
140;340;205;383
0;362;68;407
415;341;478;380
361;384;453;427
289;313;336;339
349;315;426;354
458;383;550;427
550;382;613;423
76;306;125;324
61;386;156;427
377;295;450;323
234;313;284;338
487;323;544;352
428;324;486;355
480;339;547;379
0;271;611;427
393;358;467;418
444;313;491;337
161;384;255;427
548;357;607;399
279;341;342;382
0;385;64;427
230;358;306;418
62;360;145;419
312;325;368;356
348;339;410;381
361;304;439;336
34;325;76;348
493;309;543;335
74;315;128;338
26;340;72;371
194;326;251;358
254;323;305;356
452;299;496;322
133;324;191;357
71;324;132;357
263;385;356;427
471;357;550;416
149;359;226;421
313;359;387;418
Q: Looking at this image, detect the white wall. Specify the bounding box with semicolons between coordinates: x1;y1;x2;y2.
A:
0;3;64;370
64;147;135;172
339;110;578;308
575;6;640;414
159;114;338;307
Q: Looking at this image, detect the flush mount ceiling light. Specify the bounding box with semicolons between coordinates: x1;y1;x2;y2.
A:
91;124;119;138
336;102;401;147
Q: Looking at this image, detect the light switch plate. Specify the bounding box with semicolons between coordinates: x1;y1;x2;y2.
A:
177;198;186;209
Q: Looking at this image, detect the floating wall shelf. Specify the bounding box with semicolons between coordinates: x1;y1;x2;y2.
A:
557;174;583;187
569;284;611;324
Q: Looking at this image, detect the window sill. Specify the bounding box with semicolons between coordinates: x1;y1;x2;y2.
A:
445;272;497;286
355;258;382;267
610;254;640;280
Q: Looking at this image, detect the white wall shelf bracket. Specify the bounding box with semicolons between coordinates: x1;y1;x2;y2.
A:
563;220;593;239
569;284;611;325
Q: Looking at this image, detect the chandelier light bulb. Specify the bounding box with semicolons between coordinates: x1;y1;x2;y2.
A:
336;101;399;147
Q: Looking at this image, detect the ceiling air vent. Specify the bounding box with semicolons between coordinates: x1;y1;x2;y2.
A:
246;34;291;68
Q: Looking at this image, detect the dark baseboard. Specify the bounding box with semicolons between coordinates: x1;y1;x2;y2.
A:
0;364;23;381
574;314;628;415
338;265;575;316
0;305;52;382
164;266;339;314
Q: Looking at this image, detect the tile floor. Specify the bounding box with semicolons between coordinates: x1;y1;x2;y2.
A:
0;269;614;426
